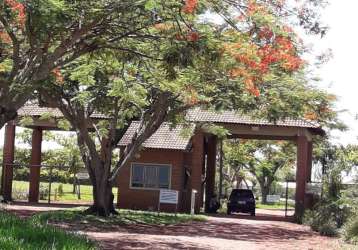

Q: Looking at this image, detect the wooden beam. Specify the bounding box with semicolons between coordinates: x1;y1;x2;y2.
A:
205;135;217;213
295;135;309;221
28;128;43;203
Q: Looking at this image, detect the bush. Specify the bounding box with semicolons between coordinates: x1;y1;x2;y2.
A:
344;216;358;244
303;198;351;237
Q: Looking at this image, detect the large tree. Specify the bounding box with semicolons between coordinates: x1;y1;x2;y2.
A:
0;0;327;129
225;140;296;204
15;0;326;215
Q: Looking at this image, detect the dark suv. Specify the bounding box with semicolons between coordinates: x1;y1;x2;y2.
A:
227;189;255;216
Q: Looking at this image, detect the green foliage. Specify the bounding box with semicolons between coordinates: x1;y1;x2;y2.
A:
0;211;95;250
303;198;349;237
344;216;358;244
305;143;358;238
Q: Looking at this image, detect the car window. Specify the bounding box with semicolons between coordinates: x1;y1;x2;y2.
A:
230;189;254;199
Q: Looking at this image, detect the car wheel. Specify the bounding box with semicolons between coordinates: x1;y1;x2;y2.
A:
251;211;255;216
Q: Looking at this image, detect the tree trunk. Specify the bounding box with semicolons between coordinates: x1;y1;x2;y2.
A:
0;106;18;129
260;183;270;204
85;160;117;217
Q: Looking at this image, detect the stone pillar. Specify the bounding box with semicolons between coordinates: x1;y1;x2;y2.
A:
1;122;16;200
190;131;204;213
28;128;43;202
295;135;310;221
205;135;217;213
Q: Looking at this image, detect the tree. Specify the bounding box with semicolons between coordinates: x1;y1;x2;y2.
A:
225;140;295;204
0;0;327;129
26;0;328;216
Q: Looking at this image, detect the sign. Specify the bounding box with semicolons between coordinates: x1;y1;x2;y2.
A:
266;195;280;203
306;183;321;194
159;189;179;204
76;172;89;180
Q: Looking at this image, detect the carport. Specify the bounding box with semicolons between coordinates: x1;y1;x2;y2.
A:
0;103;106;203
186;109;325;217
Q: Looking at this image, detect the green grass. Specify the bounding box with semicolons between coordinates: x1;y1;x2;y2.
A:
217;199;294;214
34;207;207;226
0;211;95;250
256;201;294;209
12;180;118;202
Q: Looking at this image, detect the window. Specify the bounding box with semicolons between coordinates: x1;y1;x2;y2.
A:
131;163;171;189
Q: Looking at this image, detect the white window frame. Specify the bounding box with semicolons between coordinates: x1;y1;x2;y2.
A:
129;162;172;190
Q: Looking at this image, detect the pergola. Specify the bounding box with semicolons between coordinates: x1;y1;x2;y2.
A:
0;103;106;203
185;109;325;215
1;104;325;217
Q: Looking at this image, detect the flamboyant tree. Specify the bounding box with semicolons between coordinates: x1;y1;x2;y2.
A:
8;0;328;215
0;0;327;129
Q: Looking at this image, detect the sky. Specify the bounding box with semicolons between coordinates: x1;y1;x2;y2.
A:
308;0;358;145
0;0;357;149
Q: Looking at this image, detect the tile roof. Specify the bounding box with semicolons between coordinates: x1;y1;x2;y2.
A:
119;109;324;150
186;108;321;129
18;103;107;119
118;121;193;150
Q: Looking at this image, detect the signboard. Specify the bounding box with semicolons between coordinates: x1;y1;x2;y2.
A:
76;172;89;180
266;195;281;203
306;183;321;194
159;189;179;204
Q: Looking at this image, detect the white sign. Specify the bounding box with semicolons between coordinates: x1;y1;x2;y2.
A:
159;189;179;204
306;183;321;194
76;172;89;180
266;195;281;203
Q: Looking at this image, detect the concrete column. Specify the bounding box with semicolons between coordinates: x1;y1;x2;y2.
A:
190;131;204;213
295;135;309;220
1;122;16;200
28;128;43;202
205;135;217;212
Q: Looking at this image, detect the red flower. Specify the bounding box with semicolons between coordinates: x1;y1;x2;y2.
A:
182;0;198;14
186;31;200;42
5;0;26;28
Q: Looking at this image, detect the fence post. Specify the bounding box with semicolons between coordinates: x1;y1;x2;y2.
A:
48;166;53;204
285;180;289;217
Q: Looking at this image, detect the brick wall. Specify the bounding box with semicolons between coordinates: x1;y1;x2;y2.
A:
117;148;186;212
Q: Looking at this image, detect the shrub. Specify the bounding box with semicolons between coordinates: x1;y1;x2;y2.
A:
343;216;358;244
303;198;351;236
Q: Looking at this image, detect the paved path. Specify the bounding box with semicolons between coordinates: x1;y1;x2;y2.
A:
84;215;343;250
3;203;345;250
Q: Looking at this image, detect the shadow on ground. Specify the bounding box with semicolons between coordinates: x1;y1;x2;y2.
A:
4;203;335;250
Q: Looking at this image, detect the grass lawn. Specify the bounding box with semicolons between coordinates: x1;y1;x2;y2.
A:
0;211;95;250
34;207;207;226
218;199;294;213
256;201;295;209
12;180;118;202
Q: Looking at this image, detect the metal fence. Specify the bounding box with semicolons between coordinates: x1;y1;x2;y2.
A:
2;163;101;204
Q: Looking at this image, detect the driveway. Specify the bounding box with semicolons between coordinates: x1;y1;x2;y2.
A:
3;203;345;250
